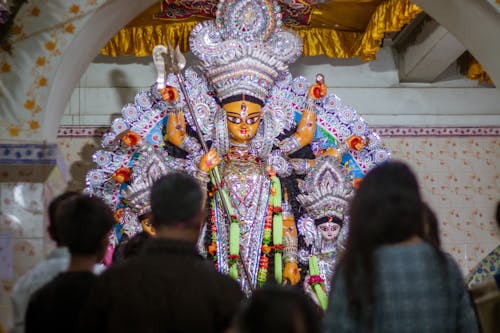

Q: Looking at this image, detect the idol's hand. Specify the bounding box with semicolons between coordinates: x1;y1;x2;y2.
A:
294;108;317;148
303;275;322;308
166;111;187;147
307;74;327;100
283;261;301;285
158;86;179;102
198;148;220;173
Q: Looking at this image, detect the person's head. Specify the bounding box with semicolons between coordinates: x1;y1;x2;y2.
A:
235;285;321;333
56;194;115;260
47;191;79;246
348;160;423;250
421;202;441;248
150;172;206;239
223;95;263;145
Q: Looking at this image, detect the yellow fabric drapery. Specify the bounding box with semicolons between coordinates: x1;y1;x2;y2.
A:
468;57;492;83
101;0;421;60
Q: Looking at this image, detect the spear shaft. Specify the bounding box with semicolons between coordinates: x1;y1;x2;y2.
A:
170;65;255;293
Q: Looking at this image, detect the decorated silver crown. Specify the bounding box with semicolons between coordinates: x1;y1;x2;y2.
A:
189;0;302;103
297;156;354;221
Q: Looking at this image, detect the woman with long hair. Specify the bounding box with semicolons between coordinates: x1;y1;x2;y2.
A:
324;161;478;332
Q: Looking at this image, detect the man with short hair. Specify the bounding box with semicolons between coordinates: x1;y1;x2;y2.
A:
77;172;244;333
25;195;115;333
9;191;78;333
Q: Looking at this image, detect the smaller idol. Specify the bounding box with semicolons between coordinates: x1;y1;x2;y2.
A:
297;156;353;309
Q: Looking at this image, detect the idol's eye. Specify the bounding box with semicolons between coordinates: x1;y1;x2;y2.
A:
227;116;241;124
246;116;260;125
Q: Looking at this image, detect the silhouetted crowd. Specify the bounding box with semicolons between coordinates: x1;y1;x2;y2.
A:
7;161;500;333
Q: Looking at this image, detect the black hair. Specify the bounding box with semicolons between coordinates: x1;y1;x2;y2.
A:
314;215;343;227
496;200;500;230
340;161;425;327
56;195;115;256
112;231;152;264
150;172;205;228
220;94;264;107
422;202;441;248
47;191;80;246
235;285;321;333
123;231;151;259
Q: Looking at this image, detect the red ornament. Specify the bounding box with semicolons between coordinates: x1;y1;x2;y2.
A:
114;208;123;222
308;275;325;286
208;243;217;256
346;135;365;151
112;167;131;183
121;131;141;147
313;86;322;99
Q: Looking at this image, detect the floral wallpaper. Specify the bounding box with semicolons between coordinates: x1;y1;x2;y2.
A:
386;136;500;274
0;0;106;140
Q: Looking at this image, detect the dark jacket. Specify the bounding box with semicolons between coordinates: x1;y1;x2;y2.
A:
76;238;244;333
25;271;96;333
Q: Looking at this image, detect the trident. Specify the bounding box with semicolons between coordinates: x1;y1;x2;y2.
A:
153;44;255;292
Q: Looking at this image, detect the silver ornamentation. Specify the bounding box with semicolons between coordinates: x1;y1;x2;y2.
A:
297;156;353;222
213;107;230;157
215;157;272;295
179;136;202;155
279;135;301;155
268;150;292;177
289;158;312;175
189;0;302;103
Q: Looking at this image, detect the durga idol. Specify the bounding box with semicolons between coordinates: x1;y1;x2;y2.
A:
158;0;327;294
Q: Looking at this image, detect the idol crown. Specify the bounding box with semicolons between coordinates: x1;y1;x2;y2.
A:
297;157;354;221
189;0;303;103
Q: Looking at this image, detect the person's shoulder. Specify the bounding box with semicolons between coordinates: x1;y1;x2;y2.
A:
444;253;463;274
94;256;145;282
27;276;57;306
442;253;469;285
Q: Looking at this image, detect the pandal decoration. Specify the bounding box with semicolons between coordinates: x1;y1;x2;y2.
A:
86;0;391;297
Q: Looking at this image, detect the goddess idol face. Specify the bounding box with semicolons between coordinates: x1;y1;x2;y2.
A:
318;222;341;241
223;100;262;145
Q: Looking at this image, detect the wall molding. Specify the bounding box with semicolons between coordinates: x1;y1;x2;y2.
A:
0;143;58;165
372;126;500;137
57;126;500;138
